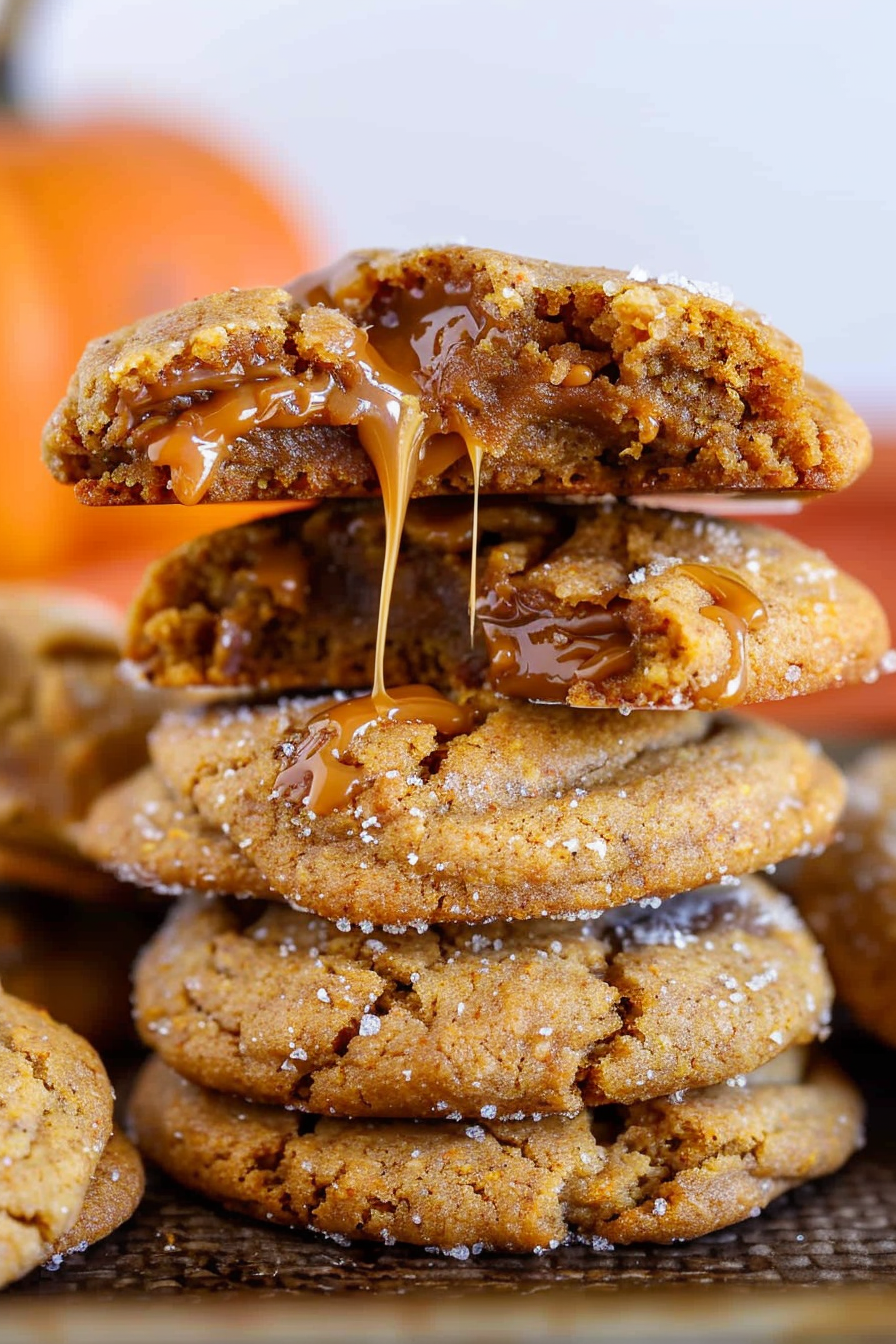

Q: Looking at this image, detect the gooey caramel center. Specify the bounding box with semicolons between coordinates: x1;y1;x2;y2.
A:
120;258;768;812
475;561;767;708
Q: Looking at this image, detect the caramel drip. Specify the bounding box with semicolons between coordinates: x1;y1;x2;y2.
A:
467;440;484;641
127;258;522;814
676;563;768;707
273;686;474;814
416;433;469;479
477;581;634;702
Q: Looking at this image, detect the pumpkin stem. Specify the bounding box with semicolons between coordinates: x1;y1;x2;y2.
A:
0;0;33;110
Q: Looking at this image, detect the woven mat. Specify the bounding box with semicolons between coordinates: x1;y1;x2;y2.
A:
8;1031;896;1296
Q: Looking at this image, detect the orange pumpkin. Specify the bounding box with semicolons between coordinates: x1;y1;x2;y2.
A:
0;111;320;588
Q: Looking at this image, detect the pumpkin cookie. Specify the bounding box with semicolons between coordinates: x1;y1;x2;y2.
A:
43;246;870;507
0;585;162;900
123;498;890;710
129;1053;862;1251
0;888;157;1048
791;744;896;1048
146;698;844;924
79;765;274;899
50;1129;144;1262
133;879;832;1117
0;991;113;1288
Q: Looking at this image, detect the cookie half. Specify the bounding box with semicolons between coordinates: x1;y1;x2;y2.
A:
0;991;113;1288
124;500;890;710
144;699;844;924
44;246;870;505
791;744;896;1048
133;879;831;1117
129;1053;863;1252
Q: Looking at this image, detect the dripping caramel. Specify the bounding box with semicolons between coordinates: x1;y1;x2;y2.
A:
273;686;474;815
676;563;768;708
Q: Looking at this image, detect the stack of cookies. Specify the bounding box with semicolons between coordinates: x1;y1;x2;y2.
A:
47;247;891;1254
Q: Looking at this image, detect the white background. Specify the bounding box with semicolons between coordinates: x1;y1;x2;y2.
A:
16;0;896;418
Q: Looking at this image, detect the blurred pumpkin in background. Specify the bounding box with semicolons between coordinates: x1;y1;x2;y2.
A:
0;0;321;597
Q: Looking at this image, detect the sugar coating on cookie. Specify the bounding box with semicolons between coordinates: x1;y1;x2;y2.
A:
792;744;896;1048
48;1129;145;1264
132;878;832;1117
143;698;845;924
129;1053;863;1252
0;992;114;1288
123;499;890;710
43;246;870;507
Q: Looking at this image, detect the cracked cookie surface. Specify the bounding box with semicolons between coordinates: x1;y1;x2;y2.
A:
133;879;832;1117
124;499;890;709
142;698;845;924
129;1053;863;1251
43;246;870;504
0;991;114;1288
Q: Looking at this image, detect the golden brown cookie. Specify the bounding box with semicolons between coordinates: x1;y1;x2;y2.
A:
43;246;870;507
129;1053;863;1251
132;879;832;1117
49;1129;145;1262
123;499;890;710
0;991;113;1288
79;765;274;899
0;889;158;1048
146;698;845;924
0;585;162;899
791;743;896;1048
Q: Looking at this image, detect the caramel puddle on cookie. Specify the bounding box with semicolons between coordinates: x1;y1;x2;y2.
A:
476;561;766;707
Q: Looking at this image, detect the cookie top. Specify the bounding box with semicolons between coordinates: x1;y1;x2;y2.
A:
50;1129;145;1261
0;585;162;893
0;888;155;1049
0;991;114;1288
133;879;832;1118
43;246;870;506
124;499;891;710
791;744;896;1048
129;1053;863;1252
143;697;844;924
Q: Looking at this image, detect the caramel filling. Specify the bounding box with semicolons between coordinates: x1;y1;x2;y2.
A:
476;560;766;706
122;258;769;809
273;686;474;815
676;563;768;707
477;582;634;702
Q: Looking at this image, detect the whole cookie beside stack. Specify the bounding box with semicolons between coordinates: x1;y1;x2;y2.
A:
0;586;164;1048
51;246;890;1253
